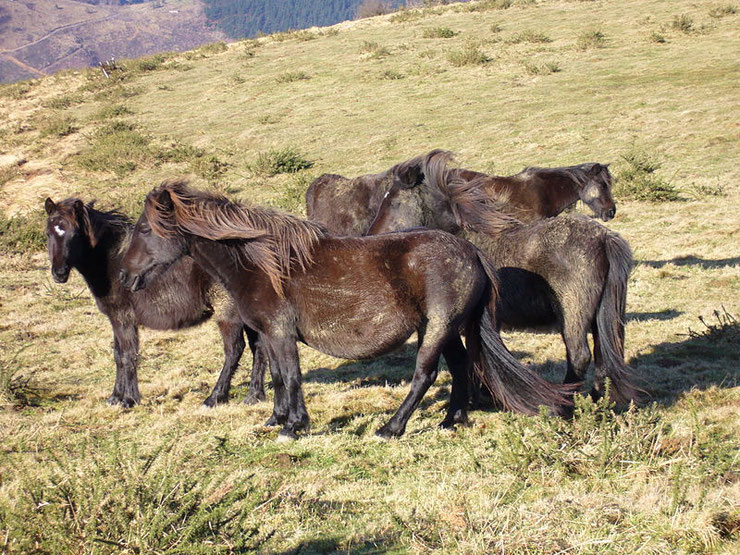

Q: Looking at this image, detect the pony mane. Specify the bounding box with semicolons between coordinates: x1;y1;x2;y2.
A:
420;151;521;235
146;179;325;296
518;163;612;189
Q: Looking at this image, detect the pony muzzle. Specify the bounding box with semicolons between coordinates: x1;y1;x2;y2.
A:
52;266;70;283
602;207;616;221
119;268;144;291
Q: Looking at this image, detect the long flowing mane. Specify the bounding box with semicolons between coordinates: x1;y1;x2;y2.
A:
146;180;326;295
420;151;522;235
517;162;612;189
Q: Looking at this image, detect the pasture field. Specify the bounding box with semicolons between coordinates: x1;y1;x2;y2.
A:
1;0;738;552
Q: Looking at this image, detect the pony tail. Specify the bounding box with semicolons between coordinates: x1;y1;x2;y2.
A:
594;232;642;405
471;251;575;415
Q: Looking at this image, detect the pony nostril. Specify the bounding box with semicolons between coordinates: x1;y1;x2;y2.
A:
119;269;129;284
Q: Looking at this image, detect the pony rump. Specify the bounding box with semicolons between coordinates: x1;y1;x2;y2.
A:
146;179;326;296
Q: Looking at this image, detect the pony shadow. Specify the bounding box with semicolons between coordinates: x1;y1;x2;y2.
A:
626;310;683;322
639;256;740;270
628;332;739;405
264;534;402;555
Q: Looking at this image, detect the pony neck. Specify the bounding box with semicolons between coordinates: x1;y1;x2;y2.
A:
75;223;128;299
536;173;581;217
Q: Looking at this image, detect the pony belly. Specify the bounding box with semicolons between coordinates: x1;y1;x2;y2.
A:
299;311;417;360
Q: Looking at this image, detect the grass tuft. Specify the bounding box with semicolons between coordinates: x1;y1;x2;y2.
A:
650;31;667;43
459;0;512;13
250;147;314;176
523;61;561;75
276;71;311;83
447;43;491;66
708;4;737;17
380;69;405;80
423;27;458;39
576;30;607;50
39;116;77;138
671;14;695;33
509;30;552;44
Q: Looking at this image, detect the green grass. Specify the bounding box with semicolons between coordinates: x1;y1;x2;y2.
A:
422;27;458;39
1;0;739;552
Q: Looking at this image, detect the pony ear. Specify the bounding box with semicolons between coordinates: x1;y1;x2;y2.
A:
73;199;98;248
394;164;423;189
590;163;603;175
154;189;175;211
44;197;56;215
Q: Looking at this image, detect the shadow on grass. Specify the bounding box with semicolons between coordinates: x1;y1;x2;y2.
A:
264;534;402;554
639;255;740;269
627;309;683;322
628;330;740;404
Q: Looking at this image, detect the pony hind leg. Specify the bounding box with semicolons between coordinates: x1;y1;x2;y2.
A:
439;335;470;429
243;327;269;405
375;324;448;439
561;318;591;388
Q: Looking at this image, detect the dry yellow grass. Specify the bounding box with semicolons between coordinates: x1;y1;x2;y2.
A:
1;0;738;552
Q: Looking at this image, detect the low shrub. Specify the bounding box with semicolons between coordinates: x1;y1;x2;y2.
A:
576;30;606;50
276;71;311;83
447;44;491;66
422;27;457;38
614;149;680;201
39;116;77;138
250;148;314;176
671;14;694;33
509;30;552;44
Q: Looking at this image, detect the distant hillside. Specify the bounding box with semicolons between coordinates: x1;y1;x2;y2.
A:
0;0;225;83
202;0;406;39
0;0;418;83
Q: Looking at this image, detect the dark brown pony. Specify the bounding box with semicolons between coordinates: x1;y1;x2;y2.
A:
367;151;639;405
44;197;268;408
447;162;616;222
306;151;616;234
120;181;574;439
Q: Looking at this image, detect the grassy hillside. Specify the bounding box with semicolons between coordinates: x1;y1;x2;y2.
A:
1;0;738;552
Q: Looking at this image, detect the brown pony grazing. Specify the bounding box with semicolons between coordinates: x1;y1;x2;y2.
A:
44;197;268;408
365;151;639;405
306;151;616;235
119;181;575;440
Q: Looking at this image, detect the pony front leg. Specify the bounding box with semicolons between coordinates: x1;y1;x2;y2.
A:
204;317;246;407
108;321;140;408
376;328;446;438
269;338;309;440
263;344;290;428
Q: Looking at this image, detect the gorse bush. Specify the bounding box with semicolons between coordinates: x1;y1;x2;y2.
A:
93;103;133;120
251;148;313;176
0;438;259;553
614;148;680;201
272;173;315;214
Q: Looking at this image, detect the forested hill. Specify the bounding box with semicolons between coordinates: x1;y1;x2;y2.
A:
203;0;405;38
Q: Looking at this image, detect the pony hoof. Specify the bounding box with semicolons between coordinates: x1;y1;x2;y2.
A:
107;395;138;408
374;426;401;439
264;415;280;427
276;429;298;442
203;396;225;408
243;393;266;406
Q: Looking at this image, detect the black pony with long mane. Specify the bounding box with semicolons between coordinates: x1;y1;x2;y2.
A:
367;151;639;405
44;196;267;408
120;181;575;439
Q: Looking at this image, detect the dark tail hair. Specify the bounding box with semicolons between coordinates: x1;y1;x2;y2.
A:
594;231;642;405
468;251;575;415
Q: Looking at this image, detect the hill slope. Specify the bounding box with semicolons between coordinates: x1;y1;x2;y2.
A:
1;1;738;553
0;0;226;83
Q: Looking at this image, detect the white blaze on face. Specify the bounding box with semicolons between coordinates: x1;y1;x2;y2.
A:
54;225;66;237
